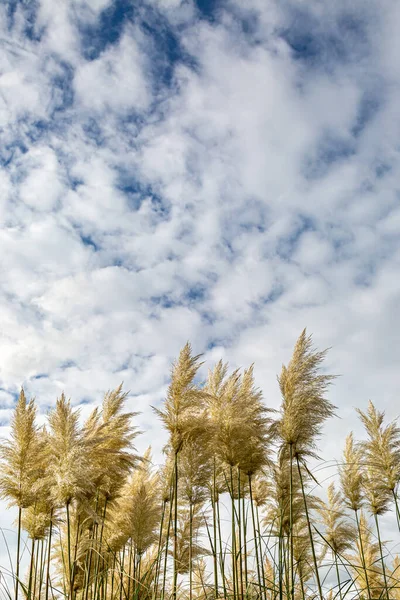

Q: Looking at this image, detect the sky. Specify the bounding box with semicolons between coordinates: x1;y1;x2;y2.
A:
0;0;400;571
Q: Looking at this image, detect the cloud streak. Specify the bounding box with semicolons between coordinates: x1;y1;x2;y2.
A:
0;0;398;485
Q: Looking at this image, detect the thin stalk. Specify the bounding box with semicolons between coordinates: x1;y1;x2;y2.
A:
299;570;306;600
15;506;22;600
334;552;343;600
173;451;179;600
83;492;99;600
137;554;142;596
39;538;46;600
161;481;174;600
127;540;133;600
230;466;237;600
133;547;137;595
33;539;40;600
119;546;125;600
154;500;167;598
70;516;81;595
392;489;400;532
289;444;294;600
374;513;389;600
256;505;266;600
282;535;289;599
248;474;262;600
296;456;323;600
66;502;73;600
213;459;219;598
110;553;116;600
237;470;244;600
45;510;53;600
243;495;248;593
355;509;371;600
216;499;227;599
189;502;193;600
278;511;283;600
27;538;36;600
93;499;108;600
58;529;68;599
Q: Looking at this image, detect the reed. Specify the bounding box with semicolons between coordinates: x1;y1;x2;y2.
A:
0;332;399;600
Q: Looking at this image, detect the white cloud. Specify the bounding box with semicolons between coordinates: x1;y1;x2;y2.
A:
74;29;150;113
18;146;64;210
0;0;400;573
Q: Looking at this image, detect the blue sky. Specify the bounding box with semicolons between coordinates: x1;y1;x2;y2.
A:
0;0;399;477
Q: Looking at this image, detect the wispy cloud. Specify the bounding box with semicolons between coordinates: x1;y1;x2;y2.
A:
0;0;399;483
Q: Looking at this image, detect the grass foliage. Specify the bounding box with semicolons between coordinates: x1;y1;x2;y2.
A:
0;331;399;600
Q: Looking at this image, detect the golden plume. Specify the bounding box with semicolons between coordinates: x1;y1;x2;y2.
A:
273;329;336;460
179;433;213;507
357;400;399;512
46;393;94;506
114;447;161;557
236;365;274;477
0;389;45;509
83;383;141;503
339;432;364;512
153;343;208;454
316;482;356;555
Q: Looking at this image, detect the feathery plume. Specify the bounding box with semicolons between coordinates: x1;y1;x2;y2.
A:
0;389;45;509
273;329;336;460
46;394;94;506
339;432;364;512
317;482;356;555
153;343;207;454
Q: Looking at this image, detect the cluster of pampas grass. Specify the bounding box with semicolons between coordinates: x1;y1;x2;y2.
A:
0;331;399;600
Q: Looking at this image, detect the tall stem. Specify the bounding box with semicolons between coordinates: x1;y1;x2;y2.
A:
45;510;53;600
34;539;41;600
66;502;73;600
296;457;323;600
162;482;174;600
355;509;371;600
374;512;389;599
28;538;36;600
127;540;133;600
213;460;219;598
173;451;179;600
237;470;244;600
15;506;22;600
392;489;400;532
289;444;294;600
189;502;193;600
334;552;343;600
70;516;81;595
256;505;266;600
110;552;116;600
137;554;142;596
38;538;46;600
216;499;227;599
243;495;248;593
119;546;125;600
83;492;99;600
93;499;108;600
248;475;262;600
230;466;237;600
278;510;283;600
154;500;166;599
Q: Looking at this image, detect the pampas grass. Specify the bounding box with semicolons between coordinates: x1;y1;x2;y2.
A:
0;333;399;600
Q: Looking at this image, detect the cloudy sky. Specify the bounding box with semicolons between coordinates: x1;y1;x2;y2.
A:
0;0;400;554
